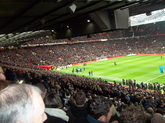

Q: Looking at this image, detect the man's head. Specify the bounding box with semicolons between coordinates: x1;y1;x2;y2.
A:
45;92;63;109
155;108;164;115
146;107;154;116
0;84;47;123
120;104;145;123
145;113;152;123
35;83;47;99
74;91;86;106
89;96;113;123
151;113;165;123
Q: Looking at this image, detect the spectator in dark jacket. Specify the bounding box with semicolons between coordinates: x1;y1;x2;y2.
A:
74;96;113;123
66;91;88;123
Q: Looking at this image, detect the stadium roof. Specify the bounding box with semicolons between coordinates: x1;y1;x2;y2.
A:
0;0;165;47
130;8;165;26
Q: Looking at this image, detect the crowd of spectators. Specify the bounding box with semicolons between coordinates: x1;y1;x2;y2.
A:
1;64;165;123
1;35;165;68
1;21;165;69
22;36;67;45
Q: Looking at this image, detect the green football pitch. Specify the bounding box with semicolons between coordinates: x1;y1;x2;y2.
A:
54;55;165;84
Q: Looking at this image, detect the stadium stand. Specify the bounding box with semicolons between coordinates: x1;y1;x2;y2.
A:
1;21;165;123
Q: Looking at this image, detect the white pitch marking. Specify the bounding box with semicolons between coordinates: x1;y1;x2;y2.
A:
145;74;165;83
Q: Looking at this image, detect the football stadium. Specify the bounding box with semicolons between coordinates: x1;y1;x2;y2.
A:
1;1;165;123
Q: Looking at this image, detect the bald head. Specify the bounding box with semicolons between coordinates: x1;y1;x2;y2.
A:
152;113;165;123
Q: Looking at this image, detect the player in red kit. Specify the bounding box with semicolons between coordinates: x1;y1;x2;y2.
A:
114;61;116;65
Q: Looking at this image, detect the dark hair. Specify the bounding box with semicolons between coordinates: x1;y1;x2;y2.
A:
120;105;145;123
35;83;46;94
89;96;112;120
74;91;86;105
45;92;63;109
155;108;164;115
146;107;154;116
144;113;152;123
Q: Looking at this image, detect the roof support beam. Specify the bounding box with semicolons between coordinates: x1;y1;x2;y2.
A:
0;0;42;32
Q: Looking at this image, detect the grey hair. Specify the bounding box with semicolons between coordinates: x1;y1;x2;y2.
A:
0;84;42;123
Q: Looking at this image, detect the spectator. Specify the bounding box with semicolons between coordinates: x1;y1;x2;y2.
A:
31;74;42;85
151;113;165;123
144;99;153;111
155;108;164;115
109;105;119;123
146;107;154;116
44;92;69;123
35;83;47;99
75;96;113;123
67;91;88;123
5;69;17;82
144;113;152;123
120;104;145;123
0;84;47;123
